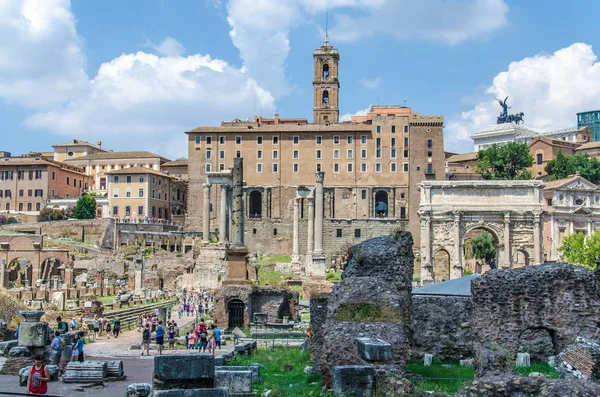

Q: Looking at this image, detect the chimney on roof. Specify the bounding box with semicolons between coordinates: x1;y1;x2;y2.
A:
274;113;279;124
97;141;102;148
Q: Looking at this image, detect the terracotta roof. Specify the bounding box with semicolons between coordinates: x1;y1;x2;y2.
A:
162;160;188;167
63;151;169;162
446;152;478;163
186;123;372;134
105;166;173;178
0;157;87;175
52;139;106;151
575;141;600;151
528;136;581;148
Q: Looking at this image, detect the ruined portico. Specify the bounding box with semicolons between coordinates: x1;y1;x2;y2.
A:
418;181;545;284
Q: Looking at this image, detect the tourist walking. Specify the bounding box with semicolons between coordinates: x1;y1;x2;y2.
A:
93;317;100;340
213;324;222;349
50;331;62;365
207;325;217;355
56;317;68;334
137;315;143;332
113;316;121;339
105;319;112;339
142;324;151;356
168;326;176;350
71;333;84;362
27;354;50;396
155;320;165;355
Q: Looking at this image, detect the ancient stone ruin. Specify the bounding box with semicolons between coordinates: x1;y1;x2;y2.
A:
316;232;414;389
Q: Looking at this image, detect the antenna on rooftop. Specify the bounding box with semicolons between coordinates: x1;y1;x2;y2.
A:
324;11;329;46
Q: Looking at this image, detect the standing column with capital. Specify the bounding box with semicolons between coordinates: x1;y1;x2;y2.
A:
503;211;511;268
533;211;542;265
231;158;245;249
219;185;228;243
202;183;211;242
312;172;326;277
420;212;434;284
291;197;301;265
451;211;462;279
305;195;315;275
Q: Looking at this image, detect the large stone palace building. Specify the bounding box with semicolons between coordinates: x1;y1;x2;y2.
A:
186;37;445;265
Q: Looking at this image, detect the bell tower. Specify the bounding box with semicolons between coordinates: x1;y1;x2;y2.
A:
313;33;339;124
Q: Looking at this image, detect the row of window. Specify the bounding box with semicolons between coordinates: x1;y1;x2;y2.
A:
112;188;168;201
205;147;415;161
375;125;409;134
196;134;415;146
112;205;164;218
91;164;154;171
205;162;412;173
112;175;164;186
0;189;44;198
0;170;42;181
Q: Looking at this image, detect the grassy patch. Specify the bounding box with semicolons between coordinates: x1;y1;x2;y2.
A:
257;255;292;268
407;360;473;394
325;272;342;282
334;303;401;323
514;362;559;378
98;295;117;304
230;347;332;396
259;269;294;287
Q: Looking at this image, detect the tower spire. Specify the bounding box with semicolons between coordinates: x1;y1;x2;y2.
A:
324;11;329;46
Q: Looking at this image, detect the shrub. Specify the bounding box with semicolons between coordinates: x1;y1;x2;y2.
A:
335;303;401;323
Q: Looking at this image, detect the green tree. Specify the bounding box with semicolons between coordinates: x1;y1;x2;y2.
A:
470;232;496;266
72;194;97;219
475;142;534;180
545;151;600;184
37;208;67;222
559;231;600;270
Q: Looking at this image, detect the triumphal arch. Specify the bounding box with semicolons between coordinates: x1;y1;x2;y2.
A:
418;180;545;284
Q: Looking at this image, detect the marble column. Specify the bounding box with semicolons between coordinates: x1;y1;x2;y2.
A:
533;211;542;265
503;211;511;267
587;220;593;237
202;183;211;242
0;259;6;289
312;172;326;277
307;196;315;255
451;211;462;279
219;185;228;243
291;197;300;265
313;172;325;256
550;214;557;261
420;212;434;284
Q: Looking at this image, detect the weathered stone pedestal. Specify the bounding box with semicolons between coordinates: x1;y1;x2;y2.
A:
222;248;250;286
17;310;49;357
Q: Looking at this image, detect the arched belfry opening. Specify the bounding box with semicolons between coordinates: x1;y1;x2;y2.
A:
323;63;329;79
322;90;329;106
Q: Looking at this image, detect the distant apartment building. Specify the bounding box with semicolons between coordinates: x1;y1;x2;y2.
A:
577;110;600;142
52;139;107;162
0;157;89;215
64;151;169;194
106;167;186;221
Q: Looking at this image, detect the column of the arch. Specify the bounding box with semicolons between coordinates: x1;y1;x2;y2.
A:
420;212;434;285
503;211;511;268
533;211;542;265
219;185;228;243
291;196;301;267
202;183;211;243
451;211;462;279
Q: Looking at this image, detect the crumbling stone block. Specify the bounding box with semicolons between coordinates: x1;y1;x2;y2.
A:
0;340;18;357
153;354;215;390
216;365;260;383
8;346;30;358
357;338;392;362
126;383;152;397
332;365;375;397
215;369;252;394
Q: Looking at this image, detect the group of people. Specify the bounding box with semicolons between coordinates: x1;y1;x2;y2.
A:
178;290;214;318
185;318;221;355
63;315;122;340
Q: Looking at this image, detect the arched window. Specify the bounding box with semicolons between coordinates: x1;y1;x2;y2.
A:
249;191;262;218
375;191;388;217
322;90;329;106
323;64;329;79
536;153;543;165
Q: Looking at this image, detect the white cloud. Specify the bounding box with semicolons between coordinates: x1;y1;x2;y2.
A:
151;37;186;57
340;106;371;121
0;0;88;108
0;0;274;159
360;77;382;89
446;43;600;153
327;0;508;45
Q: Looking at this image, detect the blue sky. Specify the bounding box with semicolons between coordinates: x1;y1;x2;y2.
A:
1;0;600;159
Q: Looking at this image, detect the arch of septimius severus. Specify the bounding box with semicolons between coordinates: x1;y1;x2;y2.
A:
418;180;545;284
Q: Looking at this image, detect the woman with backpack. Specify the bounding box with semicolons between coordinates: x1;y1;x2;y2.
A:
142;324;151;356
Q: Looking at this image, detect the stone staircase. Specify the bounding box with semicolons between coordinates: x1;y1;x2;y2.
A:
102;299;177;330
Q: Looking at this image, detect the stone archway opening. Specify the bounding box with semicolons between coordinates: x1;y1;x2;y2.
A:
249;191;262;219
433;249;451;282
375;191;388;218
39;257;63;288
463;227;499;274
227;299;245;329
513;249;529;268
8;257;33;288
